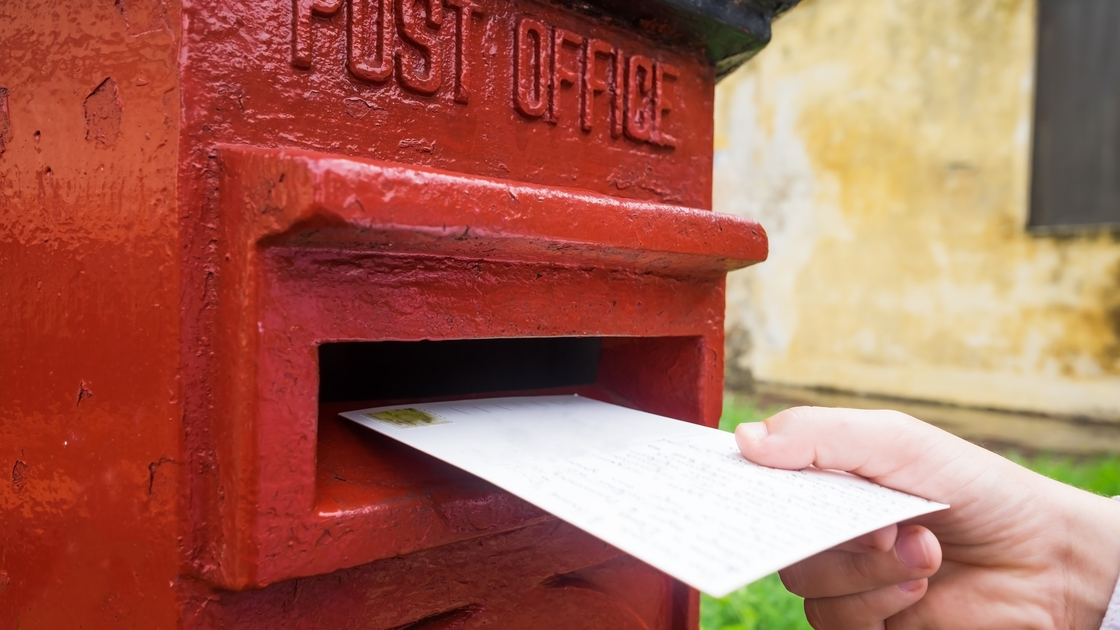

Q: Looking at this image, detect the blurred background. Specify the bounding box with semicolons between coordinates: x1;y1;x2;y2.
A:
706;1;1120;627
716;0;1120;452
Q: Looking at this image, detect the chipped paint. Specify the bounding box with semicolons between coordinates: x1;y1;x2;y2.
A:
717;0;1120;421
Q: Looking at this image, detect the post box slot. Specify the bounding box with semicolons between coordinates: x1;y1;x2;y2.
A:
308;335;713;582
318;337;602;403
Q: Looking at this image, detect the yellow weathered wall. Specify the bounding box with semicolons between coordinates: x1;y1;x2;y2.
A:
717;0;1120;420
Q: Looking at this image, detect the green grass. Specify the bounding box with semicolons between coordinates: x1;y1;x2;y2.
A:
717;395;784;433
701;573;811;630
701;395;1120;630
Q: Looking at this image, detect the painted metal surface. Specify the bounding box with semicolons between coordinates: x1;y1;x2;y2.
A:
1;0;769;626
0;0;185;626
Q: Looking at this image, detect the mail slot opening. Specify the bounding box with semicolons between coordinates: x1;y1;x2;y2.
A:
318;337;603;403
313;336;708;525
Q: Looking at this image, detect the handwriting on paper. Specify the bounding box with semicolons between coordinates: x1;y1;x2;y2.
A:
342;395;946;596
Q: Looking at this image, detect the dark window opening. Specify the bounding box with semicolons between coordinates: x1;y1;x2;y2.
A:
1030;0;1120;230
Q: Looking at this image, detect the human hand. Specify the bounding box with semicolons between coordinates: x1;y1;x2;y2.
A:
735;407;1120;630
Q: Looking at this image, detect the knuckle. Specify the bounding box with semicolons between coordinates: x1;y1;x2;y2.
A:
768;407;805;430
845;551;878;584
804;599;830;630
804;597;873;630
779;564;808;596
805;588;898;630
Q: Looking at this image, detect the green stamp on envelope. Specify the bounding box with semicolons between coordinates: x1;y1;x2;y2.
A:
364;408;449;428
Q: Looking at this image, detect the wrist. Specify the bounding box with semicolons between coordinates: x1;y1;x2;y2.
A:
1056;483;1120;630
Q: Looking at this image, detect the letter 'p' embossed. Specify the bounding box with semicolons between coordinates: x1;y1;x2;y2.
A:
292;0;345;69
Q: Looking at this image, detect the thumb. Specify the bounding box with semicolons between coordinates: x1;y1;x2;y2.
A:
734;406;1006;503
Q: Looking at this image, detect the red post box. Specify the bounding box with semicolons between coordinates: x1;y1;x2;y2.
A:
1;0;789;627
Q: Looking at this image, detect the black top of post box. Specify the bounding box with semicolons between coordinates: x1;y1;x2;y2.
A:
561;0;801;79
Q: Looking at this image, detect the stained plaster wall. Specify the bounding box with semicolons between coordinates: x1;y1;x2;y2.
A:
716;0;1120;421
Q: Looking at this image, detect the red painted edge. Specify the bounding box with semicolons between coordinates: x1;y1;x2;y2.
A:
219;145;769;276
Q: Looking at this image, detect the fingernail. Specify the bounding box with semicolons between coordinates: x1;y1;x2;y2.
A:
738;422;768;442
898;580;923;593
896;529;931;570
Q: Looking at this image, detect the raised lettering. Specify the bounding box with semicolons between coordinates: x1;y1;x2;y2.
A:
581;38;612;133
514;18;550;118
292;0;345;70
611;48;625;139
625;54;653;142
549;28;583;124
397;0;444;95
652;62;678;147
287;5;683;149
348;0;394;82
445;0;483;104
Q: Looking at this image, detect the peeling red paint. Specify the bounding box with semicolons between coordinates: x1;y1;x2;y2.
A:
83;78;122;148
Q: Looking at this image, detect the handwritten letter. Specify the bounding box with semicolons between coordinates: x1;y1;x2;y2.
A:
341;396;946;597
